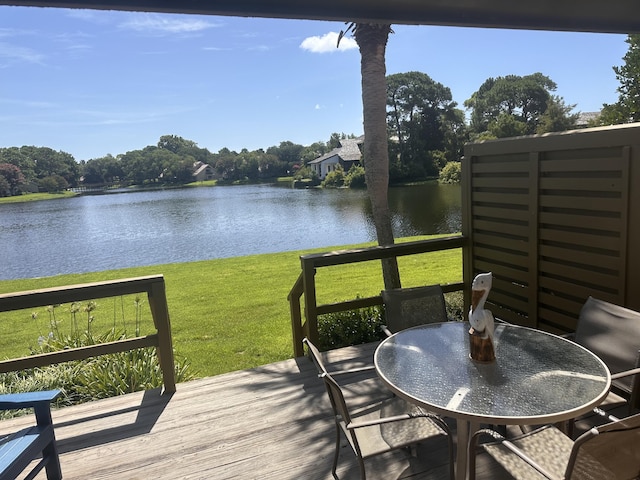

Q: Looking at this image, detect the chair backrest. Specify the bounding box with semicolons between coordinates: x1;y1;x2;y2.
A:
381;285;448;334
303;337;328;375
566;412;640;479
320;371;353;427
575;296;640;398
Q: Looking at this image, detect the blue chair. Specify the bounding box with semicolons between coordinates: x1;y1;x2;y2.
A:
0;390;62;480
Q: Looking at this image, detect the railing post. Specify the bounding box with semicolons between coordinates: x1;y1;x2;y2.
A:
288;273;305;357
147;278;176;394
301;256;319;348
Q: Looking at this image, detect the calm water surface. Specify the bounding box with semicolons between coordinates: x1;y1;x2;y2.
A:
0;183;460;280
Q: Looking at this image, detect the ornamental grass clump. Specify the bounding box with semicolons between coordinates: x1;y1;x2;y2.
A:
0;297;195;419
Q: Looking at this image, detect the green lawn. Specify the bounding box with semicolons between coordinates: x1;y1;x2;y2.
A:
0;235;462;378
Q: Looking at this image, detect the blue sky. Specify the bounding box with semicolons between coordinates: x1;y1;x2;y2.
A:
0;7;630;161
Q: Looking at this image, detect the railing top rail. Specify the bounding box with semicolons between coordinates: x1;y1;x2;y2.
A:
0;274;165;312
299;235;466;268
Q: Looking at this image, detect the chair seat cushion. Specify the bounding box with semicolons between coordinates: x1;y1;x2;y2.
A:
347;397;446;458
483;425;573;479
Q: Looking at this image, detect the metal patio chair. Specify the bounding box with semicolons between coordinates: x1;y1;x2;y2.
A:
380;284;449;337
468;412;640;480
303;337;392;409
320;370;454;480
569;296;640;415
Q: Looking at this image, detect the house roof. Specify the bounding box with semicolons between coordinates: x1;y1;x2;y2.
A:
1;0;638;34
309;137;363;165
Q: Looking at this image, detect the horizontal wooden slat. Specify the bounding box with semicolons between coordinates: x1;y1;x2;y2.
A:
539;260;621;290
539;195;622;211
539;245;621;271
0;335;159;373
473;205;529;221
540;157;625;172
471;177;530;189
539;228;621;251
540;177;623;192
473;233;529;252
473;220;529;238
471;192;529;206
539;212;622;232
473;246;529;269
0;275;165;312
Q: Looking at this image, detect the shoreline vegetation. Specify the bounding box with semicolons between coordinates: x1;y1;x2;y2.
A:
0;176;449;205
0;235;462;378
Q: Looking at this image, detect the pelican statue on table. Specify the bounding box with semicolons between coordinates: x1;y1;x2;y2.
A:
468;272;496;362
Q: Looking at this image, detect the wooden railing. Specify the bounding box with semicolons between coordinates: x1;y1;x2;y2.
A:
289;235;468;356
0;275;176;394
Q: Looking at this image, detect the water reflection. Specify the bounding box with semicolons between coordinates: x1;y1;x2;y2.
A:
0;183;460;280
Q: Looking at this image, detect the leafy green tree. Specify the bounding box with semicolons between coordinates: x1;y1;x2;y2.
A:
300;142;329;164
0;147;36;181
488;112;528;138
81;154;124;185
599;34;640;124
266;141;304;172
439;161;461;184
536;96;579;133
157;134;213;165
386;71;463;180
38;174;68;193
465;73;561;138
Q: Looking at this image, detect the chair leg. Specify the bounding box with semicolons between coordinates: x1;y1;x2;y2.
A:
332;423;341;479
358;456;367;480
43;439;62;480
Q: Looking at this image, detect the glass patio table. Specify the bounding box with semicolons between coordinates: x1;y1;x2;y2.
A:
374;321;611;480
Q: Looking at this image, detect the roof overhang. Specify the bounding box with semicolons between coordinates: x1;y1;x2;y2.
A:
1;0;639;34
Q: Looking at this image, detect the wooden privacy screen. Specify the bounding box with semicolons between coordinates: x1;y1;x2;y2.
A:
462;123;640;333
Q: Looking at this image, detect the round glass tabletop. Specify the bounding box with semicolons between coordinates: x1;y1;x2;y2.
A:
374;322;611;424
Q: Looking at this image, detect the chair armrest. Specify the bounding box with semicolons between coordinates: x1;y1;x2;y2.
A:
347;410;451;435
611;367;640;380
0;390;61;410
327;365;376;376
380;325;392;337
468;428;559;480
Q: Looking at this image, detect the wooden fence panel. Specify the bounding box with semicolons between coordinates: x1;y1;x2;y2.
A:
464;124;640;333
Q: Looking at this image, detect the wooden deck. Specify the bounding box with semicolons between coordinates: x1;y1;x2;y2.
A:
1;343;605;480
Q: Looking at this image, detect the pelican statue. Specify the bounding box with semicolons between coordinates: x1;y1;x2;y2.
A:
469;272;495;341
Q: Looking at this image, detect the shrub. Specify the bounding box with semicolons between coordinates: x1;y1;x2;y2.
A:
321;168;345;188
344;165;366;188
317;305;385;350
439;161;461;184
444;291;465;321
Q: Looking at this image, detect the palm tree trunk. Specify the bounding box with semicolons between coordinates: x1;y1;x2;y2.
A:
355;23;401;289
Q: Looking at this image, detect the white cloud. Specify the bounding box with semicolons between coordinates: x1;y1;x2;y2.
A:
0;42;45;65
119;14;218;34
300;32;357;53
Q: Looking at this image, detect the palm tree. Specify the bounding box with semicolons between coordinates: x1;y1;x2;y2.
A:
340;23;401;289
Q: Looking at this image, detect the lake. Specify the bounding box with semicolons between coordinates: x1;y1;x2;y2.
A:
0;183;461;281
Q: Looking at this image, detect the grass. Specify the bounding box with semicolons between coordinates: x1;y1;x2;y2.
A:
0;235;462;378
0;191;76;204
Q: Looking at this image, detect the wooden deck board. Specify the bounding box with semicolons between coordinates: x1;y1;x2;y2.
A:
1;343;512;479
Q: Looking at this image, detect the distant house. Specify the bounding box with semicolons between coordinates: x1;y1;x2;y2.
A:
308;136;364;180
193;161;216;181
576;111;601;128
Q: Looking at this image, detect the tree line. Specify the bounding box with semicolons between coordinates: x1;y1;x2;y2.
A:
1;34;638;197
